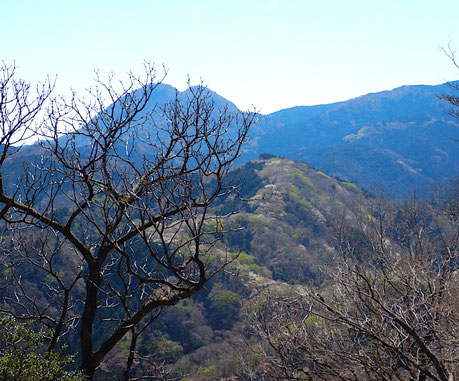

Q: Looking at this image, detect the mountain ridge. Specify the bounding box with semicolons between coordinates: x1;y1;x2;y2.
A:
11;81;459;198
244;82;458;196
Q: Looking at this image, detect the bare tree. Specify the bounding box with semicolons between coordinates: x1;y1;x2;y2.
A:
245;195;458;380
440;43;459;121
0;62;256;379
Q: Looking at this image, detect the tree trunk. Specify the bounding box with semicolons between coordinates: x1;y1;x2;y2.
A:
80;264;102;380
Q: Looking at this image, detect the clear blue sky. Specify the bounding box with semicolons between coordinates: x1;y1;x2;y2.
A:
2;0;458;113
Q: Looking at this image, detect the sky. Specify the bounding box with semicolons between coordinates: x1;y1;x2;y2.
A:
2;0;458;114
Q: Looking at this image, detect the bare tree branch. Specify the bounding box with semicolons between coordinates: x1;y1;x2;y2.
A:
0;62;256;380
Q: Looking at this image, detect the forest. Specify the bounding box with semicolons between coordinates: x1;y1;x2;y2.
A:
0;62;457;381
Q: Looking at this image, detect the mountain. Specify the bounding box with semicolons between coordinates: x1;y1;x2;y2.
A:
125;83;240;118
3;82;241;184
10;82;458;198
72;82;240;149
245;83;458;196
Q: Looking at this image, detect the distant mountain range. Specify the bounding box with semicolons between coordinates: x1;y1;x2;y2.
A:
123;81;459;196
244;83;458;196
12;82;459;198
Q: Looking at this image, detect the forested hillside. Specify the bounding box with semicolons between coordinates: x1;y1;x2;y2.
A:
67;156;457;380
1;150;457;379
97;157;457;380
68;155;372;378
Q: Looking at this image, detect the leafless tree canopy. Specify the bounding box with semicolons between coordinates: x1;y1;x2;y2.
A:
245;195;458;381
0;62;256;379
440;44;459;121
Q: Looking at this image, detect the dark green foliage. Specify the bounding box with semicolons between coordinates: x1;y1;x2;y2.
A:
147;339;184;364
212;160;264;216
0;316;84;381
258;153;278;160
206;287;241;330
148;301;212;354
